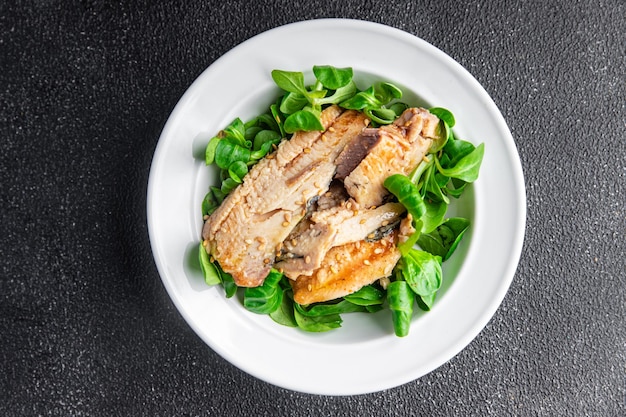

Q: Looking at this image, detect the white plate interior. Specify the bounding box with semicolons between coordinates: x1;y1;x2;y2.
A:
147;19;526;395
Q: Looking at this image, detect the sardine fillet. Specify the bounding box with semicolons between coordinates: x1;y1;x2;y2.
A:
202;106;370;287
291;232;401;305
343;107;440;209
276;202;405;279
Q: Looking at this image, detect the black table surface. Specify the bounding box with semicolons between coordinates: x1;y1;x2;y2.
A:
2;1;624;415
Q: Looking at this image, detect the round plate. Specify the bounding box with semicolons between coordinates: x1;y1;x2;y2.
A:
147;19;525;395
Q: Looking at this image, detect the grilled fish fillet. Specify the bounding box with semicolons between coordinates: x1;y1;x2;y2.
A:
291;232;401;305
342;107;441;209
202;106;370;287
275;201;405;278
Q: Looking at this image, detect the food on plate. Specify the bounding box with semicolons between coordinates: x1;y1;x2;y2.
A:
290;231;402;305
198;66;484;336
341;107;440;209
202;106;368;287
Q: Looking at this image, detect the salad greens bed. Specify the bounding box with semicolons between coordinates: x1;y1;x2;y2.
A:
199;66;484;337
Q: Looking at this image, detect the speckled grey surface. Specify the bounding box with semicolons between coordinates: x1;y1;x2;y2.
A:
1;0;625;415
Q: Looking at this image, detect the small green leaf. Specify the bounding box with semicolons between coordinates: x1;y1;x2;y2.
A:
250;140;276;161
307;89;328;100
409;156;433;184
442;138;477;168
270;103;286;138
252;129;280;152
366;108;398;125
220;177;239;194
222;118;247;146
339;86;381;110
441;218;471;260
280;92;309;114
414;233;446;258
269;290;297;327
205;136;220;165
401;250;443;296
428;107;456;127
219;268;238;298
424;164;450;204
201;190;220;216
389;102;409;117
255;112;281;132
366;304;384;313
271;70;308;95
374;82;403;103
339;82;403;126
210;186;226;205
283;108;324;133
446;178;469;198
214;140;251;170
198;242;221;286
317;81;357;106
387;281;414;337
312;65;353;89
435;143;484;183
293;304;343;332
417;292;436;311
244;126;262;142
344;285;385;306
383;174;427;221
228;160;248;183
243;270;283;314
420;199;448;234
297;300;366;316
417;217;470;261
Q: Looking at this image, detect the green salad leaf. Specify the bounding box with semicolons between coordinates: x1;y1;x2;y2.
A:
435;142;485;183
243;270;284;314
293;304;343;332
343;285;385;306
387;281;414;337
271;70;309;96
312;65;353;89
383;174;427;221
269;292;298;327
399;250;443;297
284;107;324;133
417;217;471;261
198;242;220;286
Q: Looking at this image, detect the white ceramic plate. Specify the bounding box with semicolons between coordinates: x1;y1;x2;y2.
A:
147;19;525;395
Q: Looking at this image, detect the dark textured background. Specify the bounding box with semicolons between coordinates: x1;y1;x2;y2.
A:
1;0;624;415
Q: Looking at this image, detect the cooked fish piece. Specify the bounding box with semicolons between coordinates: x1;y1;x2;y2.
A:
276;201;406;278
291;232;401;305
342;107;441;209
334;128;381;180
398;213;416;245
202;106;370;287
315;180;348;211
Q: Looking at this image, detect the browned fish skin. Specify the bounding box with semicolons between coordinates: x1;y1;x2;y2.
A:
334;128;381;180
342;108;440;209
291;232;401;305
202;106;370;287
